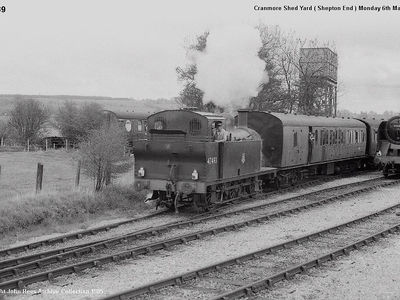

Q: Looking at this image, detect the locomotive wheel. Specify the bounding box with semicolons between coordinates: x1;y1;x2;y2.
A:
289;174;298;186
383;165;390;178
165;201;176;212
245;183;255;196
193;194;210;213
274;178;281;190
229;190;237;200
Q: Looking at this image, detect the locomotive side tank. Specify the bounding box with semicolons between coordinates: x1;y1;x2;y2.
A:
134;110;275;210
375;116;400;177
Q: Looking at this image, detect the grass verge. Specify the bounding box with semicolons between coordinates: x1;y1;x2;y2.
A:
0;185;148;239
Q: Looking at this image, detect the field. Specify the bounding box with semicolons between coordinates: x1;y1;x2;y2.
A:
0;150;147;242
0;94;179;117
0;150;92;201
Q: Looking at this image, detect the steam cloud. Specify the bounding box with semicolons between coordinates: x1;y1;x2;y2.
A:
194;25;269;109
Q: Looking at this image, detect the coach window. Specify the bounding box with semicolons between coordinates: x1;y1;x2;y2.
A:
314;130;319;145
293;132;298;147
320;130;323;146
342;130;345;144
324;130;328;145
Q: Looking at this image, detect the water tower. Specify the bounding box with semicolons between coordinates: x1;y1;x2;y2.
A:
299;48;338;116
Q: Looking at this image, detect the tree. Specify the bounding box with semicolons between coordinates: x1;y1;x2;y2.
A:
78;124;128;191
0;120;9;145
8;99;49;146
176;31;209;109
54;101;80;141
251;25;288;112
177;24;334;116
55;101;104;143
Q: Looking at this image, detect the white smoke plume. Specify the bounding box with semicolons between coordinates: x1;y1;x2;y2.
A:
194;25;269;109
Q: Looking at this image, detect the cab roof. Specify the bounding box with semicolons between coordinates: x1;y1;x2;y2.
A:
149;110;225;122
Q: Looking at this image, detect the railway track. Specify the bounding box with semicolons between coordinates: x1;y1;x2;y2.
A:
0;209;169;258
0;176;386;271
0;174;353;259
0;176;397;291
101;203;400;300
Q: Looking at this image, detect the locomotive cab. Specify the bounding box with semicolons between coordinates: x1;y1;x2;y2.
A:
133;109;264;211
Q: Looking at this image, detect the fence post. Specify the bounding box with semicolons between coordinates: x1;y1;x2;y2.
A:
27;139;30;152
45;138;48;151
75;160;81;187
36;163;43;193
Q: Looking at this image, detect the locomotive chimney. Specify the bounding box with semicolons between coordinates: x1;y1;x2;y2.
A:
237;109;249;127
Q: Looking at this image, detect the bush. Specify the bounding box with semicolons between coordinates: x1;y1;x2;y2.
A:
78;124;129;191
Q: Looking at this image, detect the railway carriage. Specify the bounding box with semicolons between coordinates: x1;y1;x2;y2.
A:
237;110;368;184
102;110;149;148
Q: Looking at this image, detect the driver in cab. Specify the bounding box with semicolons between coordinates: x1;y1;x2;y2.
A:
213;121;228;141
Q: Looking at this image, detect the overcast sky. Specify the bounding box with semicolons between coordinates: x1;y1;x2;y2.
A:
1;0;399;113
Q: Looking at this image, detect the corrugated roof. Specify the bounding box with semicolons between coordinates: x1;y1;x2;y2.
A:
42;125;63;137
102;110;149;120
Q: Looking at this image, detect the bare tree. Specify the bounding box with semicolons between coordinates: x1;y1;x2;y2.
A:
254;25;337;116
55;101;104;144
55;101;80;141
78;124;128;191
177;24;335;116
8;99;49;146
0;120;9;145
176;31;209;109
277;31;304;113
251;25;288;112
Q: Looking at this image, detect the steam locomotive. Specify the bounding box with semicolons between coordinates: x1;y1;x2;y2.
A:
375;116;400;177
133;109;380;211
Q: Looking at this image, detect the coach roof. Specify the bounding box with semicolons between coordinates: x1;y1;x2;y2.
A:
240;110;365;128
